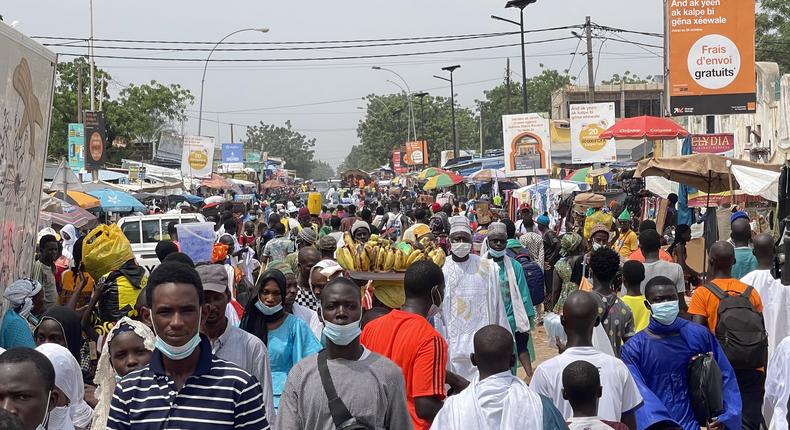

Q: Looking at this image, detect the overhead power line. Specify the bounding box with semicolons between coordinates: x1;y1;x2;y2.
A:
53;36;579;62
32;26;581;45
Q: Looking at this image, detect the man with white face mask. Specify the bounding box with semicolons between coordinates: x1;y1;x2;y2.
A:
620;276;742;430
0;348;56;430
435;216;511;382
277;278;411;429
108;262;269;430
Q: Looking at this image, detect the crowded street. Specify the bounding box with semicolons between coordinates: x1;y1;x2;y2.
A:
1;1;790;429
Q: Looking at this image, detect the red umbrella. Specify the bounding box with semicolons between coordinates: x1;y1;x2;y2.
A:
599;115;689;140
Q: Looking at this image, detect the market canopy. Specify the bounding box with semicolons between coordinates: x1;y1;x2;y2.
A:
423;172;464;190
87;189;147;213
262;179;287;189
516;179;588;197
39;195;98;229
340;169;370;179
467;168;507;183
50;191;100;210
200;173;233;190
417;167;450;180
600;115;689;140
636;153;781;194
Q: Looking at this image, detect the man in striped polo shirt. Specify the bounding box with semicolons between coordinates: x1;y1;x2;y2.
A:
108;262;269;430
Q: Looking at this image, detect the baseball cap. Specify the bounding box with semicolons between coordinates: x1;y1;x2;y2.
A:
196;264;229;293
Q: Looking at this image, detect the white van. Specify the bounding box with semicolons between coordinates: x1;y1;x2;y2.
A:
117;213;206;273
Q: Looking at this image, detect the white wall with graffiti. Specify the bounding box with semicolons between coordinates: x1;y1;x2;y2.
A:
0;22;56;288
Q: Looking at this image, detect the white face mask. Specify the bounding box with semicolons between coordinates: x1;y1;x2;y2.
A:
46;405;73;430
450;242;472;258
36;390;52;430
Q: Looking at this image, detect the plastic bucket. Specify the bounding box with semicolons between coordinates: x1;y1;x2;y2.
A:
176;222;216;263
307;192;322;215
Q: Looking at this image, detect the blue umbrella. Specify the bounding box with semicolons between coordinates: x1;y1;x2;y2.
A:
182;193;204;205
87;189;147;213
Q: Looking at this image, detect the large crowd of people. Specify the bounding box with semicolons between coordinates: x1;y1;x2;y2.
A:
0;182;787;430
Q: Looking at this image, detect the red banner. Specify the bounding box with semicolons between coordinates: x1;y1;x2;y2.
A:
392;150;406;174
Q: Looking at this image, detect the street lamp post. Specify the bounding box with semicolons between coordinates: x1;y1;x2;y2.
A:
492;0;538;113
434;65;460;158
385;79;413;142
372;66;417;141
198;27;269;135
413;92;429;141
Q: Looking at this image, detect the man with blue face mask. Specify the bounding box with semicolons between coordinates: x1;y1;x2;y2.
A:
277;277;411;430
435;216;511;383
108;262;269;430
484;222;535;377
620;276;742;430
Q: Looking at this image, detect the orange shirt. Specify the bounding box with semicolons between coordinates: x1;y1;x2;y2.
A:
688;278;764;332
60;270;95;308
628;248;674;263
361;310;447;430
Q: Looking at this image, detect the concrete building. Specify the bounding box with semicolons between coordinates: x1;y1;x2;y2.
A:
551;83;663;120
678;62;790;163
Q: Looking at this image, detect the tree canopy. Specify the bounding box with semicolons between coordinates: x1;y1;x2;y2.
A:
756;0;790;73
244;120;316;177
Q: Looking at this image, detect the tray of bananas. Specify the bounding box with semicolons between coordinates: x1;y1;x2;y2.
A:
335;232;446;276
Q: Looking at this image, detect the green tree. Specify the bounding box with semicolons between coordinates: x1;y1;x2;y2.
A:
244;120;316;177
476;67;571;152
757;0;790;73
309;160;335;180
105;81;193;147
345;93;478;171
49;57;112;161
601;71;654;85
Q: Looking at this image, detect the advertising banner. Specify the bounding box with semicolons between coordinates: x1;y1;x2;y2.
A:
181;135;215;179
0;24;57;286
83;110;107;170
403;140;428;165
392;150;406;174
221;143;244;171
155;131;183;163
687;133;736;207
502;113;551;177
67;123;85;170
669;0;756;116
570;103;617;164
691;133;734;156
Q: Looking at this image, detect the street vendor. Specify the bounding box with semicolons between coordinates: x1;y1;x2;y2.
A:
614;209;638;259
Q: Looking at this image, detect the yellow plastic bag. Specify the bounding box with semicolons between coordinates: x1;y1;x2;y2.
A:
82;224;135;280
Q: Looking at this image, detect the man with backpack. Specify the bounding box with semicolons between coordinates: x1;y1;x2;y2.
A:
484;222;536;377
688;241;768;430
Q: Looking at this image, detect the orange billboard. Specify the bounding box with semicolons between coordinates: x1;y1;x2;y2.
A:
403;140;428;165
669;0;756;116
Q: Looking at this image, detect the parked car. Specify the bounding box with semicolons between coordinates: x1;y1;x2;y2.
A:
117;213;206;274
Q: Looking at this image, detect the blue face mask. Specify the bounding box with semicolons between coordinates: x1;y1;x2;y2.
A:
488;248;506;258
255;299;282;315
650;300;679;325
322;318;362;346
152;315;202;361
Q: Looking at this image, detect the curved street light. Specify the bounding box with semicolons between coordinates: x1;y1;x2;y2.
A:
372;66;417;141
198;27;269;135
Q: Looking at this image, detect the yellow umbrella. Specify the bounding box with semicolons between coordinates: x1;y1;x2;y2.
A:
50;191;100;209
417;167;449;181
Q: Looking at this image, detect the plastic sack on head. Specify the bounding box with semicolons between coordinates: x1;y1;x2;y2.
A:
82;224;134;280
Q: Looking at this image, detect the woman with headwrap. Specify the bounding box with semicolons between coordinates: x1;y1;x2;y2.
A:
59;224;79;264
239;269;321;411
0;278;45;349
34;306;96;386
61;236;94;309
36;342;94;430
549;233;586;314
90;317;153;430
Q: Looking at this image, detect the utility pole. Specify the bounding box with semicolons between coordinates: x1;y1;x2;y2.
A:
662;0;670;117
76;63;83;123
505;58;512;115
89;0;95;111
585;16;595;103
434;65;460;159
230;123;235;143
479;108;484;155
414;92;429;141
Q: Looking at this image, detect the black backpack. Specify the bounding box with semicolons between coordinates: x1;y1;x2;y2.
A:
703;282;768;369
